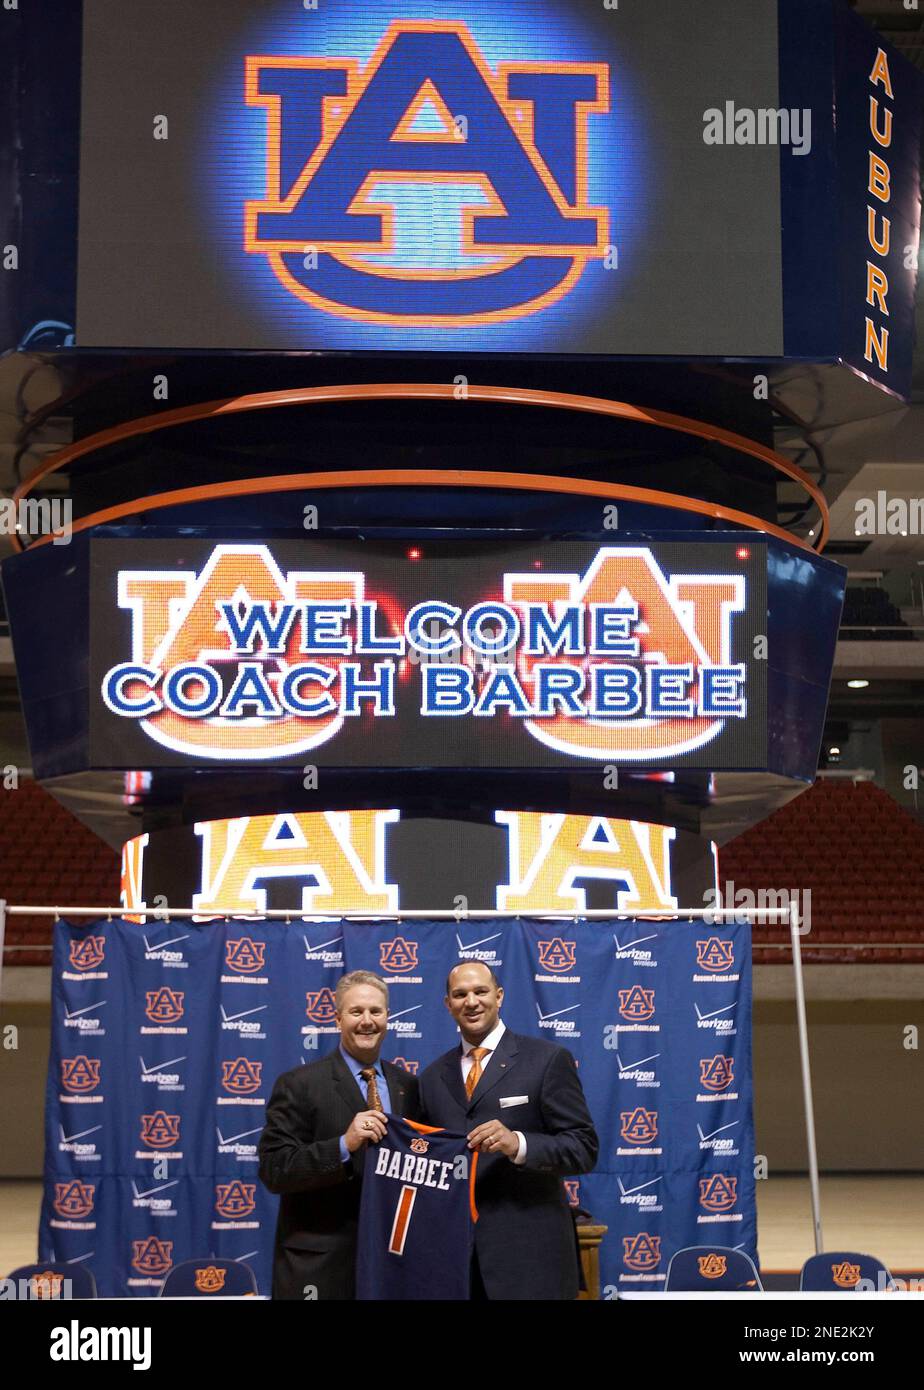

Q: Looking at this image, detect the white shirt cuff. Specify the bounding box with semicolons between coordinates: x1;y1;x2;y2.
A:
513;1130;527;1165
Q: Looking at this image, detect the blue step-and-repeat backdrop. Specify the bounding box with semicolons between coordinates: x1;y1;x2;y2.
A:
41;916;754;1297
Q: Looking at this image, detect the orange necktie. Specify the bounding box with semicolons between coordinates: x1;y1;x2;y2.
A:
360;1067;384;1113
465;1046;488;1099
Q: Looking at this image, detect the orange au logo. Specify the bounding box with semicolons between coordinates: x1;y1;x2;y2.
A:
221;1057;263;1095
696;937;735;973
699;1174;738;1213
698;1253;727;1280
832;1261;862;1289
620;1107;658;1146
131;1237;173;1277
225;937;267;973
410;1136;430;1155
140;1111;181;1149
379;936;419;973
145;986;185;1024
305;987;337;1025
699;1055;735;1092
537;938;577;972
194;1265;227;1294
30;1270;65;1299
68;936;105;972
563;1180;580;1208
623;1233;661;1272
60;1055;101;1094
101;546;364;759
215;1181;257;1219
618;985;655;1022
53;1180;95;1219
392;1057;418;1074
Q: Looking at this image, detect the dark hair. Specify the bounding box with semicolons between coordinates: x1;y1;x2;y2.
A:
445;960;501;995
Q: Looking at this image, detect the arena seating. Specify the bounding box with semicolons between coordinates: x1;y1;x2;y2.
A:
720;779;924;963
0;779;120;965
840;587;916;640
1;778;922;965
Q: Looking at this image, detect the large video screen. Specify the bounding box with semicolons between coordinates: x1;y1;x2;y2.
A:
75;0;784;353
90;539;767;770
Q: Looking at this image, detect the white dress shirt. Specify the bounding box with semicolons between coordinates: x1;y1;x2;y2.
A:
461;1019;527;1164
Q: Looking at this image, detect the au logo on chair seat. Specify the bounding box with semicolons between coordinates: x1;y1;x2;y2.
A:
245;20;610;323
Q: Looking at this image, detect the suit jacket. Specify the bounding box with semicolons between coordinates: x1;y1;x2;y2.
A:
418;1028;598;1300
258;1050;419;1300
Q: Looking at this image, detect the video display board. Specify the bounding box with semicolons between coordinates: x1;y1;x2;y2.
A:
90;539;767;770
75;0;784;353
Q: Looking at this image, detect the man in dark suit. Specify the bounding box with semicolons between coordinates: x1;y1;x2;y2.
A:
258;970;418;1300
418;960;598;1300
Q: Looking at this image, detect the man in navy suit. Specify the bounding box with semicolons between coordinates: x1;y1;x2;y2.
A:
418;960;598;1299
259;970;419;1299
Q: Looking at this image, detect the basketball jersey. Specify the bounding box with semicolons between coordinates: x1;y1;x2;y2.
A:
356;1116;478;1301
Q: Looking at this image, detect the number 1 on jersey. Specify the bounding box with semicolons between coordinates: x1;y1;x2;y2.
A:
388;1184;417;1256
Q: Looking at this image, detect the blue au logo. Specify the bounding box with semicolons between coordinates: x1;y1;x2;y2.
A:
245;20;609;322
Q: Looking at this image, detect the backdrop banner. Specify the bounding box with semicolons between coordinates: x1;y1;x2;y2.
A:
41;915;755;1297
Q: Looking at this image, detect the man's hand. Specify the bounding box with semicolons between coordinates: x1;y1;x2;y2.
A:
467;1120;519;1159
343;1110;388;1154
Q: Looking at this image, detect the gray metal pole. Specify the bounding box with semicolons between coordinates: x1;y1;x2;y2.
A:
789;897;824;1253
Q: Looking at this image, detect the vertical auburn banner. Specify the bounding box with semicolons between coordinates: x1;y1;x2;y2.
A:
42;917;753;1297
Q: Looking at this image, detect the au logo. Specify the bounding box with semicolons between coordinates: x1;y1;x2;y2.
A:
140;1111;181;1149
30;1271;65;1299
215;1181;257;1219
699;1174;738;1213
53;1180;95;1219
245;20;609;324
194;1265;228;1294
392;1057;419;1074
410;1136;430;1155
537;938;577;973
623;1233;661;1272
145;987;185;1024
226;937;267;973
618;985;655;1022
698;1253;727;1280
379;936;419;973
832;1261;861;1289
60;1055;101;1094
68;936;105;972
699;1055;735;1092
132;1237;173;1277
221;1057;263;1095
620;1107;658;1146
563;1180;580;1208
305;987;338;1025
696;938;735;973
